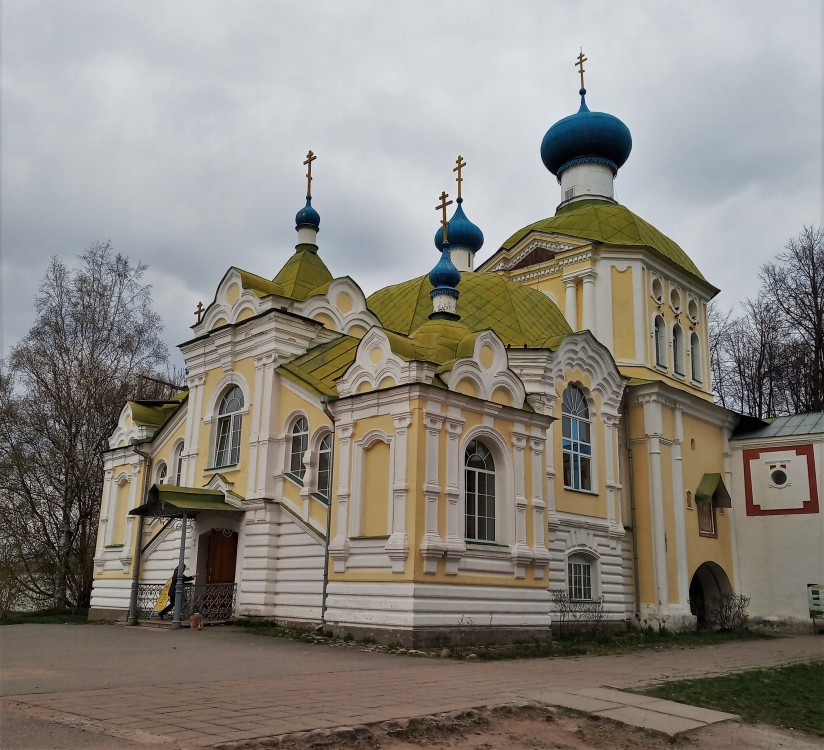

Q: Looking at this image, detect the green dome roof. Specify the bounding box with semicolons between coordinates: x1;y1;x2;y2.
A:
501;200;706;281
367;272;571;347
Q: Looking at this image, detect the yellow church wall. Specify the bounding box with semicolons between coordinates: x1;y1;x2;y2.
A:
361;440;391;537
611;266;635;360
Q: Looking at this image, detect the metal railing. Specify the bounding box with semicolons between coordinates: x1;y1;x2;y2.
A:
136;582;237;623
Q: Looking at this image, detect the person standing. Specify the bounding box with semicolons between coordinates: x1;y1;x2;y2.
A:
158;564;194;619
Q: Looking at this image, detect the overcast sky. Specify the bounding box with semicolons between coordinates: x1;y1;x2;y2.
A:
2;1;822;370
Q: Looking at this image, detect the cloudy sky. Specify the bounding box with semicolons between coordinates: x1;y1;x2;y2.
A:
2;1;821;370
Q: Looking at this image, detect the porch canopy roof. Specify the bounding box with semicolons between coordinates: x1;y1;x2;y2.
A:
129;485;243;518
695;473;732;508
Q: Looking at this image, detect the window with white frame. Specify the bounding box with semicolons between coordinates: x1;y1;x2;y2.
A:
654;315;667;368
567;555;593;601
215;385;243;467
289;417;309;480
156;462;168;485
317;432;332;499
690;332;702;381
673;323;685;375
172;443;184;485
465;439;496;542
562;385;592;491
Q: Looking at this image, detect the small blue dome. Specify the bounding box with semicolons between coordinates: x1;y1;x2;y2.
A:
540;88;632;177
295;196;320;230
429;248;461;295
434;199;484;253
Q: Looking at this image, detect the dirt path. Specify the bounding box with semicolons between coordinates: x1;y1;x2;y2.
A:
221;704;822;750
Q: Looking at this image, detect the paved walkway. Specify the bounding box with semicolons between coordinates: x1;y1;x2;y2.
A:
1;625;821;748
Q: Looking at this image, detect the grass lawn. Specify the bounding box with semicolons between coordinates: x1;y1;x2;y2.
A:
640;661;824;737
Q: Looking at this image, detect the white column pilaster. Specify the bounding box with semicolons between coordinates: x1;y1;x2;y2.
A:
385;413;411;572
510;431;533;579
530;436;550;577
644;399;669;614
183;373;206;486
563;277;578;331
444;418;465;574
580;270;598;333
329;422;353;572
420;412;446;573
671;408;689;612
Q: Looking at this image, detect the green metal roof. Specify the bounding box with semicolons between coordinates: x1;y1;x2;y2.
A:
500;200;706;282
128;396;187;430
695;473;731;507
367;272;572;347
130;485;243;517
271;244;334;301
278;335;360;396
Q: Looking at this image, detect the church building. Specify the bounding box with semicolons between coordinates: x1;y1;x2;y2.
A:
89;58;821;642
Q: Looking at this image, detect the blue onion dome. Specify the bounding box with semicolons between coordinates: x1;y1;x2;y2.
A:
540;88;632;178
429;248;461;296
295;196;320;230
434;198;484;253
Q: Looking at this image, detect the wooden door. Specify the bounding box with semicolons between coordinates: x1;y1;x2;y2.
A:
207;529;238;584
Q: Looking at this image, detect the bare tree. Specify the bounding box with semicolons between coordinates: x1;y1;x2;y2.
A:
710;226;823;418
760;226;824;412
0;243;168;609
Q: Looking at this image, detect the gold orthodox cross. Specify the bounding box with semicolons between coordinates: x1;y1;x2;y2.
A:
303;150;316;197
575;49;587;89
453;155;466;200
436;191;453;244
194;301;204;324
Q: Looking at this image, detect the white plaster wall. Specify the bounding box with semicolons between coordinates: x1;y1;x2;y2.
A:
547;519;633;620
559;162;615;204
236;503;324;621
730;441;824;627
325;581;552;630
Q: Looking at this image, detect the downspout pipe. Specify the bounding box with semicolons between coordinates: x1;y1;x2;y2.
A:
316;394;336;632
127;443;152;626
621;389;641;617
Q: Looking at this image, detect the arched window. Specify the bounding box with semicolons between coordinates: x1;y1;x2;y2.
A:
567;553;595;601
317;433;332;499
562;385;592;491
465;439;495;542
156;462;168;485
290;417;309;480
172;443;185;485
215;386;244;467
654;316;667;368
673;324;685;376
690;332;702;381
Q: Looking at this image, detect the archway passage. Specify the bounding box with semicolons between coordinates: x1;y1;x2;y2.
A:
689;561;732;629
206;528;238;584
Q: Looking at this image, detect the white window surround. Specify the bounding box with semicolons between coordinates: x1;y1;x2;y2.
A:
155;461;168;485
561;384;593;492
566;548;600;601
214;385;244;468
464;439;496;542
458;428;514;548
171;440;185;485
202;372;251;471
288;415;310;483
654;315;667;369
690;331;702;382
672;323;685;377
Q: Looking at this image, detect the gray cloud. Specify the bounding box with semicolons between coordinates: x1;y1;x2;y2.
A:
2;1;821;367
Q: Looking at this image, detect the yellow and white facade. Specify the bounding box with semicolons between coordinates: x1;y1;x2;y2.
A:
91;71;820;641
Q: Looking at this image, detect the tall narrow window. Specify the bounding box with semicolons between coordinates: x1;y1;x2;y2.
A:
567;556;593;600
317;433;332;499
173;443;184;485
562;385;592;491
215;386;243;467
290;417;309;480
654;316;667;368
465;440;496;542
690;332;702;381
673;324;685;375
156;463;168;485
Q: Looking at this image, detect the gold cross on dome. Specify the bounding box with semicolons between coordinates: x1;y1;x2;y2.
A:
575;49;588;89
453;155;466;199
194;301;205;324
303;150;316;197
436;191;453;244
